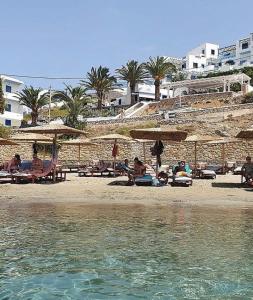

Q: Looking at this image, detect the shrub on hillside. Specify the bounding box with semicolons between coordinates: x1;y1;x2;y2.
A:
0;125;12;138
242;91;253;103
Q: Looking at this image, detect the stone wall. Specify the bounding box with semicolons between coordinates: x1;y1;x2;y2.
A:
174;103;253;119
1;140;252;166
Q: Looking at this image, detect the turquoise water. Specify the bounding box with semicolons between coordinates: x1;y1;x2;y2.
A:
0;203;253;299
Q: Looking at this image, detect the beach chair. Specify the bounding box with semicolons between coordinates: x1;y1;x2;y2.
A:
12;160;63;183
171;163;193;186
78;161;112;177
135;174;153;186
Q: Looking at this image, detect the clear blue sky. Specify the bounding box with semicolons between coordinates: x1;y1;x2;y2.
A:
1;0;252;89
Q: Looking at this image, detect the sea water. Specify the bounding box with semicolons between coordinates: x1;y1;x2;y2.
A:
0;203;253;299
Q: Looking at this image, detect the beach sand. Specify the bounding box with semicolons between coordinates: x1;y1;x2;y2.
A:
0;174;252;207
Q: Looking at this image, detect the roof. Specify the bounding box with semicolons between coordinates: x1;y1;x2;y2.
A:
19;124;88;135
161;73;251;90
0;75;23;85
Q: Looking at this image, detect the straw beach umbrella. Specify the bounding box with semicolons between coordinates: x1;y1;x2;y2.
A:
130;128;188;176
19;124;87;181
10;132;53;142
91;134;133;175
61;138;97;164
11;132;54;159
184;134;219;176
205;138;240;173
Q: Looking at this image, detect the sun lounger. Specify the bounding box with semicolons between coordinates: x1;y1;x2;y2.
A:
171;175;192;186
12;160;66;183
135;174;153;186
199;169;216;179
0;171;13;183
78;162;112;177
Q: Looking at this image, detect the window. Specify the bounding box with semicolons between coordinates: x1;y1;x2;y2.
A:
201;64;205;68
182;63;186;69
211;49;215;55
162;95;167;99
240;60;247;65
6;104;11;112
5;85;12;93
202;49;205;54
242;42;249;50
193;62;198;68
5;119;11;126
118;99;122;105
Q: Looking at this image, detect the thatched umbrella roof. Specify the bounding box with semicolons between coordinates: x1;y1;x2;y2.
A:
19;124;87;135
236;128;253;139
61;138;96;146
185;134;218;143
130;128;187;141
91;134;132;142
0;137;18;145
10;133;53;142
204;138;240;145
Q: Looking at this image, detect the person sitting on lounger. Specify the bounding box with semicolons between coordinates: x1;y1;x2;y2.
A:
173;161;192;177
116;159;130;173
242;156;253;185
30;153;44;174
4;154;21;173
128;157;146;183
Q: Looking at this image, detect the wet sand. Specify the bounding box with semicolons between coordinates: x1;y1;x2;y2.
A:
0;173;252;207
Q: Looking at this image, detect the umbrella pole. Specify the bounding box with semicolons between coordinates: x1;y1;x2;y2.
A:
194;141;197;178
53;133;57;182
222;143;225;174
113;139;117;177
143;142;146;164
78;144;81;165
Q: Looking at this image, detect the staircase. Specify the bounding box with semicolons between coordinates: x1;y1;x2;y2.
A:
115;101;150;118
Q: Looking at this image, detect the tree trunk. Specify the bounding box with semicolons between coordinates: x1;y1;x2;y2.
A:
97;91;103;110
130;85;136;106
31;112;38;126
154;79;160;101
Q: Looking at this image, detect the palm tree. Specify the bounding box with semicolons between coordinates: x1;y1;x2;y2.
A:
0;78;5;114
116;60;148;106
81;66;117;110
144;56;176;101
15;86;48;126
52;85;91;128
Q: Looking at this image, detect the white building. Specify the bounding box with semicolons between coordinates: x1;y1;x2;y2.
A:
182;43;219;77
218;33;253;71
112;83;168;106
0;75;25;127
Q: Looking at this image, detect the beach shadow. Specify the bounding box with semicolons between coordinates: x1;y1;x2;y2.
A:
108;180;133;186
211;182;243;189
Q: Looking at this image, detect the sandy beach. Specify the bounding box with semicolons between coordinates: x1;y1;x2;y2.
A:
0;173;252;207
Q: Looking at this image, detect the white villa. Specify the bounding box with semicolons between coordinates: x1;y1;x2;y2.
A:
0;75;25;127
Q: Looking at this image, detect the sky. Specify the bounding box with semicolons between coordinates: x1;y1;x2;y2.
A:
1;0;253;89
